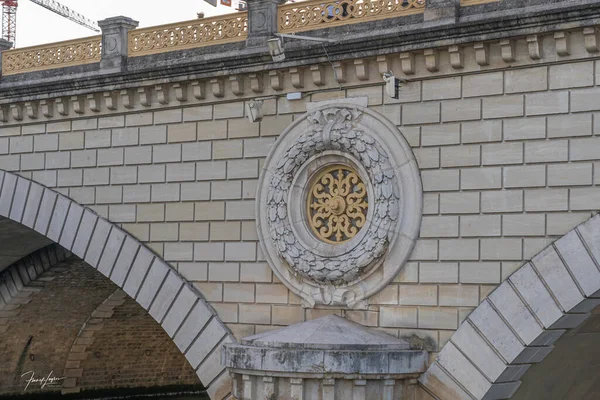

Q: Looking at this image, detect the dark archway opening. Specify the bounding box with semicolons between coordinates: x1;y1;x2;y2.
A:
511;306;600;400
0;251;206;399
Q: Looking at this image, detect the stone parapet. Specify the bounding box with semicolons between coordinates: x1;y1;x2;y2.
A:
2;0;600;98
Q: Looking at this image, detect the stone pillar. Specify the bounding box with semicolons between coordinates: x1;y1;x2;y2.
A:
246;0;286;47
97;16;139;72
242;375;252;400
263;377;276;398
290;378;303;400
322;379;335;400
383;379;396;400
353;380;367;400
0;39;13;77
424;0;459;23
403;378;418;400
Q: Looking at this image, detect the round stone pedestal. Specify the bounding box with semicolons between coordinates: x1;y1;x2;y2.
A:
223;315;428;399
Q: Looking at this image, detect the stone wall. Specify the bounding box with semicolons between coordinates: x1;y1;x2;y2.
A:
0;256;115;395
0;255;200;396
76;293;200;393
1;26;600;367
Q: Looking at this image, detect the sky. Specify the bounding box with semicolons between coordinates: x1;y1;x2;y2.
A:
17;0;238;48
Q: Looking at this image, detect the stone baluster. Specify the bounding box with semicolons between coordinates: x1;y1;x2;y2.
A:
323;378;336;400
403;378;418;400
290;378;303;400
353;379;367;400
242;374;252;400
263;377;276;399
383;379;396;400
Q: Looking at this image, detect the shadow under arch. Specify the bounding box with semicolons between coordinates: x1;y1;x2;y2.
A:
419;213;600;400
0;170;234;400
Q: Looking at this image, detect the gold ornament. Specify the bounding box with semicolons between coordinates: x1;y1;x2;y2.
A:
128;13;248;57
308;165;368;244
3;36;101;76
278;0;426;34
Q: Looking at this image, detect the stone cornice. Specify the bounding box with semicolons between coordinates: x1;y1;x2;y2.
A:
1;14;600;125
1;0;600;105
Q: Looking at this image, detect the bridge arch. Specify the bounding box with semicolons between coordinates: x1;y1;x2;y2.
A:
0;169;234;400
420;214;600;400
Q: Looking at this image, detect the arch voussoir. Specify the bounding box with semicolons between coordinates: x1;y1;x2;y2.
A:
420;214;600;400
0;170;234;400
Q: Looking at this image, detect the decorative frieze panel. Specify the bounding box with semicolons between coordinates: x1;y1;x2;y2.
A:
256;102;422;308
278;0;425;34
128;14;248;57
2;35;102;76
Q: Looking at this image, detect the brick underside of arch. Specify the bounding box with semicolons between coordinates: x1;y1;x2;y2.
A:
0;170;234;400
419;214;600;400
0;244;71;326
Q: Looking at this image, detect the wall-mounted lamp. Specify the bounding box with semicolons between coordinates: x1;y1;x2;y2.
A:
268;37;285;62
246;99;264;123
268;33;335;62
287;92;302;101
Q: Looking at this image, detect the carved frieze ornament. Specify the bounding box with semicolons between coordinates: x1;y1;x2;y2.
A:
256;103;422;308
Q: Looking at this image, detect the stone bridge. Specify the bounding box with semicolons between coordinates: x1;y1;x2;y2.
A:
2;0;600;399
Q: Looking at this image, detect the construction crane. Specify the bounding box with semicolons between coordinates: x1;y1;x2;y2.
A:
1;0;99;48
203;0;247;11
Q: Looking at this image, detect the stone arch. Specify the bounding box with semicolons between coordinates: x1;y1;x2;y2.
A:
419;214;600;400
0;170;234;400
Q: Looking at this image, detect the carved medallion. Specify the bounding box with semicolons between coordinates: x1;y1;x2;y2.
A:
308;165;368;244
256;102;423;308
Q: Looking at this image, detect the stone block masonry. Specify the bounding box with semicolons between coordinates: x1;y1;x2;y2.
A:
3;18;600;381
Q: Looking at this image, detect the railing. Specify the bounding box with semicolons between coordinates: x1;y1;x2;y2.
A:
278;0;426;34
0;0;502;76
128;13;248;57
2;35;101;76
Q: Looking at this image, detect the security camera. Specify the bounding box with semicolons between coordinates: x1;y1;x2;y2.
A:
383;71;405;99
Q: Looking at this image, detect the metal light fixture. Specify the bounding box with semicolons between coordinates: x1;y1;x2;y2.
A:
246;99;265;123
268;37;285;62
268;34;335;62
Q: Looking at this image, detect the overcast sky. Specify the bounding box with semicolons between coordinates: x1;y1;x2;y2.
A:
18;0;235;48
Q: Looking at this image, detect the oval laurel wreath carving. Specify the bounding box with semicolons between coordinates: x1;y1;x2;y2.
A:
266;107;400;285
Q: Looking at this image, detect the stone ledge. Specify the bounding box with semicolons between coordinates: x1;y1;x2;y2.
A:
225;345;428;376
224;316;428;375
